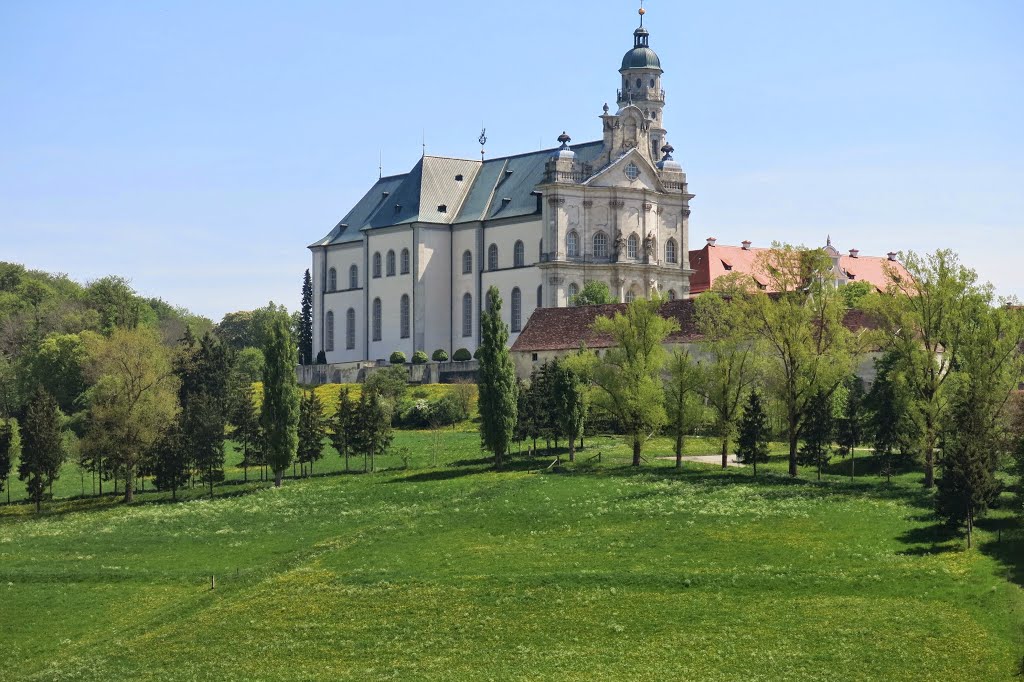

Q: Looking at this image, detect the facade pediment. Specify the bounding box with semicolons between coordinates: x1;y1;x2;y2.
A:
585;149;664;192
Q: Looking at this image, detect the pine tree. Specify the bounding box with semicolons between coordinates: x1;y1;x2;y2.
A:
297;390;327;475
798;390;834;481
551;361;587;462
352;390;392;472
177;333;231;497
329;387;355;471
735;390;770;476
19;386;65;511
230;383;262;482
0;418;21;503
935;381;1001;548
262;316;299;486
836;376;866;481
152;422;189;500
299;269;314;366
477;287;518;468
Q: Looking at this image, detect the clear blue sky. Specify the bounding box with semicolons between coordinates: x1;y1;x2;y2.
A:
2;0;1022;320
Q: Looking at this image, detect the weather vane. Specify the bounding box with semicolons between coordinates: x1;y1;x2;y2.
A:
479;127;487;161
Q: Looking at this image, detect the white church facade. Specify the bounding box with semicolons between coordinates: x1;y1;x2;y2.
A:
308;12;694;364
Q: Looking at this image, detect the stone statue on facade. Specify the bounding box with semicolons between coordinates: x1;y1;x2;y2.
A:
612;230;626;261
643;230;655;260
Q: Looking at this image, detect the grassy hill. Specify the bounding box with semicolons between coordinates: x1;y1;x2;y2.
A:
1;434;1022;680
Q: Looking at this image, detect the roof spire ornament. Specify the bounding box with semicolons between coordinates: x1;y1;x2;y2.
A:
479;127;487;162
639;0;646;26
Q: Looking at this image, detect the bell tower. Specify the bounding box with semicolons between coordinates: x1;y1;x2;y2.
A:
617;5;667;160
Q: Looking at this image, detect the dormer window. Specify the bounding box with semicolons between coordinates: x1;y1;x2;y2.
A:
438;204;447;213
455;174;464;182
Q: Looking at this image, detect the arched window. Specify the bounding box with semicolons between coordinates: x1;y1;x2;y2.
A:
325;311;335;351
593;232;608;259
627;234;639;259
345;308;356;349
328;268;337;292
400;248;410;275
650;78;656;88
667;289;677;302
349;264;358;289
400;294;410;339
511;287;522;332
462;250;473;274
666;238;677;264
567;231;580;258
625;289;637;303
636;78;642;88
373;252;382;278
386;250;396;277
462;293;472;337
568;282;579;303
372;298;382;341
537;284;543;309
514;240;525;267
488;243;499;270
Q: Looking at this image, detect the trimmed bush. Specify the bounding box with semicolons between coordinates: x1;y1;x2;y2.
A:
412;350;429;365
473;347;482;361
315;350;327;365
432;349;449;362
389;351;407;365
453;348;472;362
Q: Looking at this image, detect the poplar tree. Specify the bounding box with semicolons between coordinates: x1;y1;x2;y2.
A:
735;390;770;476
262;316;299;487
299;269;314;366
297;389;327;475
477;286;518;468
19;387;65;511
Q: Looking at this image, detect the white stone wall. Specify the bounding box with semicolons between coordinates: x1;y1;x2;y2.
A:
365;227;416;362
480;220;543;344
416;226;453;358
451;224;479;354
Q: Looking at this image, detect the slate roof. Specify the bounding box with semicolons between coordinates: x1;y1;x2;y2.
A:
312;142;604;247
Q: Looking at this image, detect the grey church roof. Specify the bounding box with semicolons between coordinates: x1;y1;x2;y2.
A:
313;141;604;247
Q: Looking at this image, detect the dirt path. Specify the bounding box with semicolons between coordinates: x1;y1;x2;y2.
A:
655;454;746;468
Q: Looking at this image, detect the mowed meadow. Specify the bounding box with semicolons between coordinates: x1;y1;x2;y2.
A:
1;428;1022;681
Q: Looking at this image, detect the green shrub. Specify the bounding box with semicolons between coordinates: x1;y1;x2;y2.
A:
473;347;482;360
315;350;327;365
432;349;449;362
453;348;472;362
412;350;429;365
389;351;407;365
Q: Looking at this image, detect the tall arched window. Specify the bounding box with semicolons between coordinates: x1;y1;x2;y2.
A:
462;293;472;337
328;268;337;292
325;311;335;351
386;250;396;277
462;250;472;274
567;282;579;304
400;248;410;275
567;231;580;258
349;264;358;289
400;294;410;339
625;289;637;303
372;298;382;341
488;244;499;270
627;234;639;260
513;240;525;267
511;287;522;332
667;289;677;302
373;252;382;278
345;308;356;349
666;238;678;264
593;232;608;259
537;284;543;309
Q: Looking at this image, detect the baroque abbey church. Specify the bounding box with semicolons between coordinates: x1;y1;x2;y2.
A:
309;11;693;365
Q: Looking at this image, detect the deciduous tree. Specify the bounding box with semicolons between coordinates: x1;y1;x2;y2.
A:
551;360;587;462
664;348;700;468
0;418;21;503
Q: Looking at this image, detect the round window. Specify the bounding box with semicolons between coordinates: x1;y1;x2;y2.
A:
625;162;640;181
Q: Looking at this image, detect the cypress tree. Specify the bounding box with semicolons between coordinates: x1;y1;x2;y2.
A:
262;316;299;486
299;269;314;366
477;287;518;468
19;386;65;512
736;390;770;476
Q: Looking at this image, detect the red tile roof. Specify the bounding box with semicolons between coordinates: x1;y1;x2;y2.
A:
688;243;910;295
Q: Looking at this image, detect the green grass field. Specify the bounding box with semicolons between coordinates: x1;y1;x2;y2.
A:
1;431;1022;680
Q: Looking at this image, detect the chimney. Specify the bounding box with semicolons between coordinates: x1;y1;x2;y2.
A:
706;237;717;247
741;240;752;250
887;251;898;262
849;248;859;259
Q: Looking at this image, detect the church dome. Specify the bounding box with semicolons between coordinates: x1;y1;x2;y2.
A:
621;27;661;70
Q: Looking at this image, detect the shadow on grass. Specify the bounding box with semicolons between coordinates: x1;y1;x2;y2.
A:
977;514;1024;587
